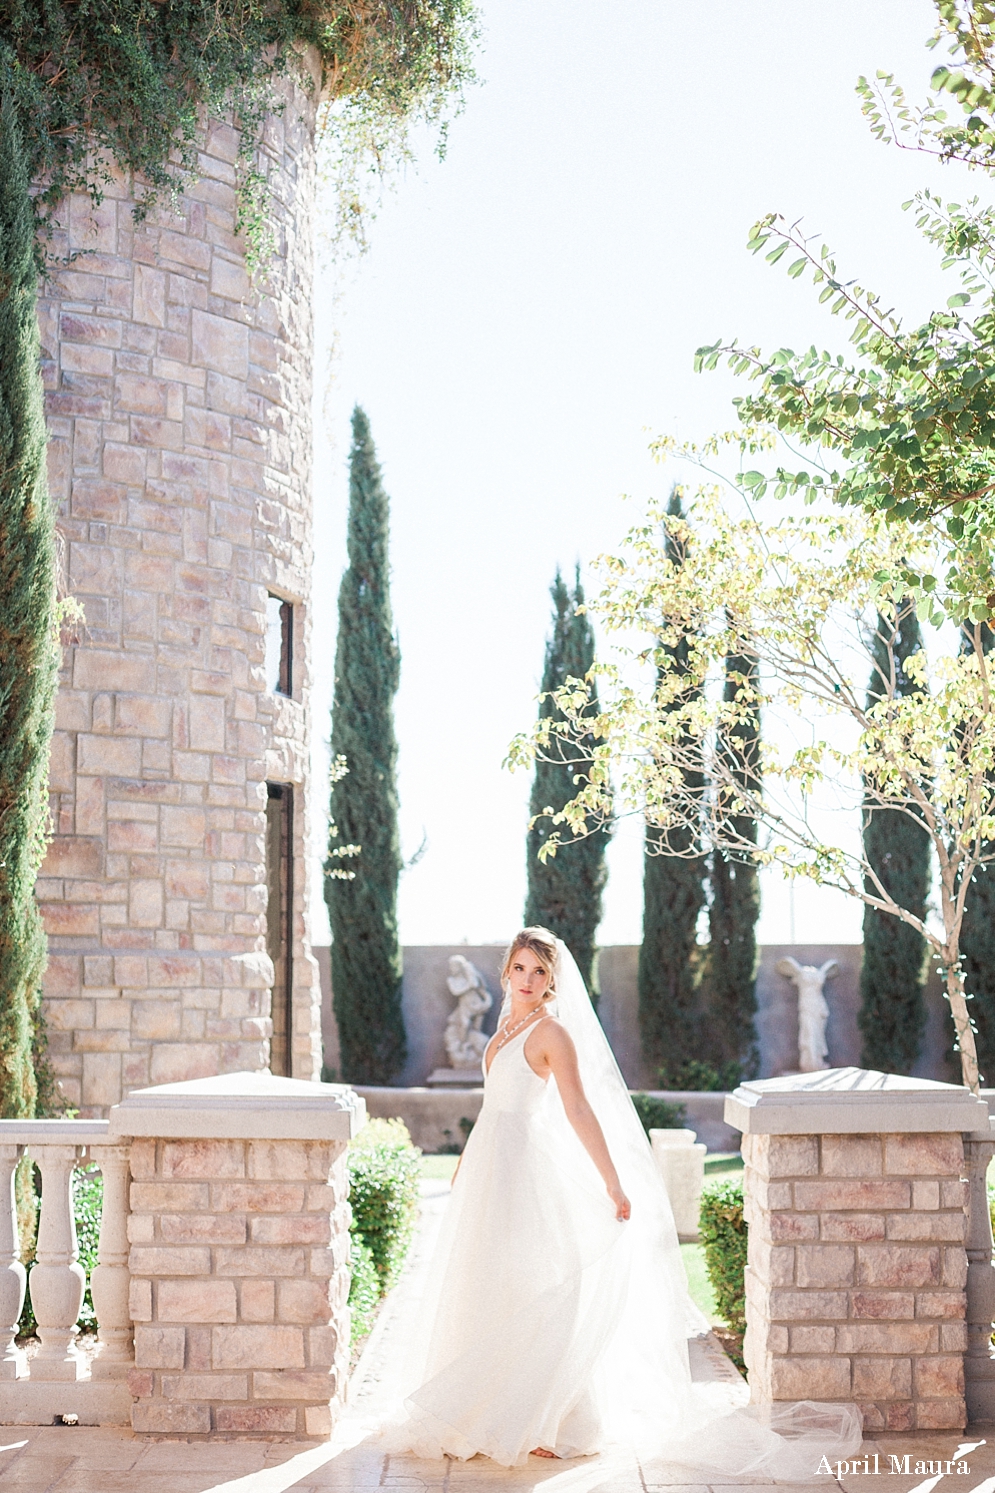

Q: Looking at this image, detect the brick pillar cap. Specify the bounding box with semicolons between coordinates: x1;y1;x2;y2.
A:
725;1065;990;1136
108;1070;366;1141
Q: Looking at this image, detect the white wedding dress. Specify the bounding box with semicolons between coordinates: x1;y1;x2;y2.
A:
391;940;863;1474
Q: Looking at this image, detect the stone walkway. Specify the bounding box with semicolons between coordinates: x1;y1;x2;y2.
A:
4;1180;995;1491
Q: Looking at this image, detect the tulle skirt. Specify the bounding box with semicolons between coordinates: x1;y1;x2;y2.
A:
390;1077;862;1473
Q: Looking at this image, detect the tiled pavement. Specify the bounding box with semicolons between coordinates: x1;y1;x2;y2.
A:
3;1424;995;1493
4;1182;995;1492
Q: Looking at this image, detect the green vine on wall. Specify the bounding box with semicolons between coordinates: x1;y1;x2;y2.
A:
1;0;478;264
0;2;476;1120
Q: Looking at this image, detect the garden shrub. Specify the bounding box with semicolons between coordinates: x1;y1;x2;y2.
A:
347;1235;380;1345
657;1058;742;1092
698;1178;747;1335
348;1116;420;1344
630;1093;686;1135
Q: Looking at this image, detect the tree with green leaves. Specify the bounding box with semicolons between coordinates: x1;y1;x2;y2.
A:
688;2;995;629
324;408;405;1085
510;496;995;1094
858;605;930;1075
638;491;708;1084
704;642;761;1082
959;620;995;1081
0;91;59;1117
524;567;608;995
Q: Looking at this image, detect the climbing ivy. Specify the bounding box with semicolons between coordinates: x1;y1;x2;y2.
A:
0;0;478;261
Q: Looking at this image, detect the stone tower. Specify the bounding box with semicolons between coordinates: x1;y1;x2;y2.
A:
35;58;324;1114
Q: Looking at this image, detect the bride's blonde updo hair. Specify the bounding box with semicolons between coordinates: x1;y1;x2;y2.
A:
501;926;559;998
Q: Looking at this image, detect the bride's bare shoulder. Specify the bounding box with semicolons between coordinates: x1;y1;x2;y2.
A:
534;1015;574;1051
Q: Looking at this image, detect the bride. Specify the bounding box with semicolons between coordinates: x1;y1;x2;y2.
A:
395;926;862;1471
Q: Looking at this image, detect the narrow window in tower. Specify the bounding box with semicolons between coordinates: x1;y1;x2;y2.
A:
265;594;293;696
265;783;294;1077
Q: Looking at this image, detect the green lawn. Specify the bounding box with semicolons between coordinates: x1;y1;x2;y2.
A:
681;1242;723;1324
703;1152;743;1177
419;1154;460;1181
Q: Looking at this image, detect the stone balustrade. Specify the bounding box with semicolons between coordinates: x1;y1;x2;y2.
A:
726;1067;993;1433
0;1119;133;1424
0;1142;26;1380
0;1071;364;1435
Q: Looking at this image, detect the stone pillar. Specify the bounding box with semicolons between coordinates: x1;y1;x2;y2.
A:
726;1067;990;1434
111;1070;363;1436
35;55;324;1114
650;1128;706;1241
963;1119;995;1422
89;1141;134;1379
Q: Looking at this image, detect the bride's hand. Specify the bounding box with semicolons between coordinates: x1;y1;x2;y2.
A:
609;1185;631;1222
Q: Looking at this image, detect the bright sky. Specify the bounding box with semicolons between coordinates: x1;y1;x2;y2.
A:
310;0;959;949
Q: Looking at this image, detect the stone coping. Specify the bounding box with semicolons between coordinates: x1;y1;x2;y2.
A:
0;1119;111;1145
108;1070;366;1141
726;1065;991;1135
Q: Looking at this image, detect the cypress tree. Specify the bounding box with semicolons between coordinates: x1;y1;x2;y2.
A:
639;490;708;1083
858;603;929;1074
524;567;609;995
0;89;59;1117
705;640;761;1080
958;622;995;1082
324;407;405;1084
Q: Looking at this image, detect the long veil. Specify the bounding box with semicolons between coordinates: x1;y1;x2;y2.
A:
538;937;863;1476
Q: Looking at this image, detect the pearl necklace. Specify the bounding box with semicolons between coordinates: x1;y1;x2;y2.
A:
490;1003;546;1059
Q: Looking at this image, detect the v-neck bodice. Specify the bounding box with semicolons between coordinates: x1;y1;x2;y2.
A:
482;1022;548;1113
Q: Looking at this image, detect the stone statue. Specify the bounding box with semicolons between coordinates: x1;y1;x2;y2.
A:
443;956;493;1070
775;957;839;1073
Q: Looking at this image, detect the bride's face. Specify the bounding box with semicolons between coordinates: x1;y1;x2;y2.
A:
507;950;550;1004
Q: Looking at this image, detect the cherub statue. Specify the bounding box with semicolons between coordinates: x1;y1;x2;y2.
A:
443;956;493;1070
775;957;839;1073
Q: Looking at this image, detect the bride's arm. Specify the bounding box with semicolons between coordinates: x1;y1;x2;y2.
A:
536;1022;631;1221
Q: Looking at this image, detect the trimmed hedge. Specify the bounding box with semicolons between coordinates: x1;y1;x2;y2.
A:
348;1117;420;1346
698;1177;747;1335
658;1059;742;1092
347;1235;380;1344
630;1092;686;1135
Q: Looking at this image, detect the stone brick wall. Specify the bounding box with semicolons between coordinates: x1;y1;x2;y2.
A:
743;1131;968;1432
126;1133;350;1436
35;59;324;1109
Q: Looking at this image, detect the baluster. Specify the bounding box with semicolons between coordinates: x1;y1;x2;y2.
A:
0;1145;26;1380
88;1142;133;1378
964;1120;995;1424
28;1144;86;1381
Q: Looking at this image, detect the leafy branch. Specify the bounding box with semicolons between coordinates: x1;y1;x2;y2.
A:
509;497;995;1091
